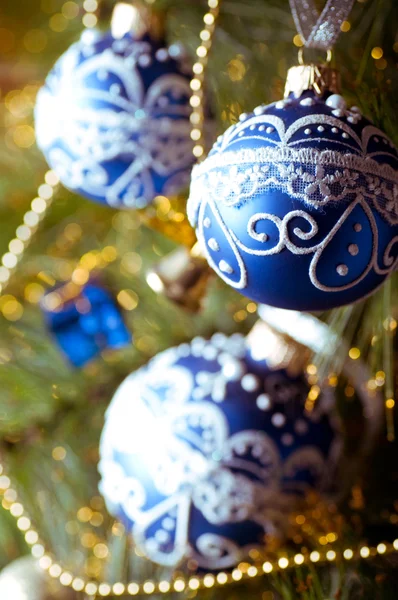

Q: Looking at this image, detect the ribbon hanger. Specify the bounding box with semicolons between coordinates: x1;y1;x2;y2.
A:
289;0;355;50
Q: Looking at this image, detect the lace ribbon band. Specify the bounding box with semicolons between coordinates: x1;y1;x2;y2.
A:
190;146;398;183
188;146;398;228
289;0;355;50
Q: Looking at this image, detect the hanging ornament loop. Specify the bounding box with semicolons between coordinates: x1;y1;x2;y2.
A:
284;63;341;98
286;1;352;98
297;47;332;66
289;0;355;51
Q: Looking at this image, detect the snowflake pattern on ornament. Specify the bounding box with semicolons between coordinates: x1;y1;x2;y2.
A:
99;334;340;569
35;30;194;209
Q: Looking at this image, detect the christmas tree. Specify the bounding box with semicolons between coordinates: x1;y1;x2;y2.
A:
0;0;398;598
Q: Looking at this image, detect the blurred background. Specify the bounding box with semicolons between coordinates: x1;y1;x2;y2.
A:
0;0;398;598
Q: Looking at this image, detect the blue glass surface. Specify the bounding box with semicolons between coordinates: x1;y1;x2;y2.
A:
35;29;193;208
99;335;338;568
189;92;398;310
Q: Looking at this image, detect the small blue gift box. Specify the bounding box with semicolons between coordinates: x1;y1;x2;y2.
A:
41;281;131;367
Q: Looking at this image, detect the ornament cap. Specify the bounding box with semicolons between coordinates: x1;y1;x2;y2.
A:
284;64;341;98
146;244;211;312
247;320;312;376
111;2;166;41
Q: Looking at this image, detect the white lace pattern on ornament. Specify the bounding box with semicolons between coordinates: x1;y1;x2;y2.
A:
99;337;336;568
187;111;398;294
35;38;193;207
189;147;398;225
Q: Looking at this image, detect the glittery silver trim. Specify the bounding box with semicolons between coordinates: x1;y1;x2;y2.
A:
289;0;355;50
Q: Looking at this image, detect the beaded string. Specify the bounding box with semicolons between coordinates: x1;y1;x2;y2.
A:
0;171;59;297
0;0;217;296
189;0;220;161
0;468;396;600
0;1;222;597
0;0;100;298
2;1;397;598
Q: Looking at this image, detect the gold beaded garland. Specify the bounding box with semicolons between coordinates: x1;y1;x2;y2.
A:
1;0;398;597
189;0;220;160
0;472;396;600
1;0;219;293
0;170;59;297
1;0;86;296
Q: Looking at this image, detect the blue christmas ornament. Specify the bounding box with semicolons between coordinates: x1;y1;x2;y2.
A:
41;281;131;367
99;333;339;569
35;28;194;209
188;91;398;311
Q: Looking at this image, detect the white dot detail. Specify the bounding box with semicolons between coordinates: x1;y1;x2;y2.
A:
212;333;227;348
317;126;325;132
304;128;311;135
256;394;271;410
348;243;359;256
146;538;159;552
138;54;152;67
203;345;218;361
168;43;183;58
191;337;206;356
241;374;259;392
254;106;266;116
336;264;348;276
326;94;347;110
266;126;274;134
155;530;170;543
219;260;233;274
208;238;220;251
156;48;169;62
178;345;190;358
110;83;121;95
354;223;362;232
272;413;286;428
203;217;211;228
342;132;349;139
162;518;175;531
300;97;315;106
331;127;339;133
222;360;244;380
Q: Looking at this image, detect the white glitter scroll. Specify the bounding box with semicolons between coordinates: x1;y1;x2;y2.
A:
289;0;356;50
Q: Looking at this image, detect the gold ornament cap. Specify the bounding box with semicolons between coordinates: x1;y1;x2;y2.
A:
247;320;311;377
146;244;211;312
284;61;341;99
111;2;166;41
